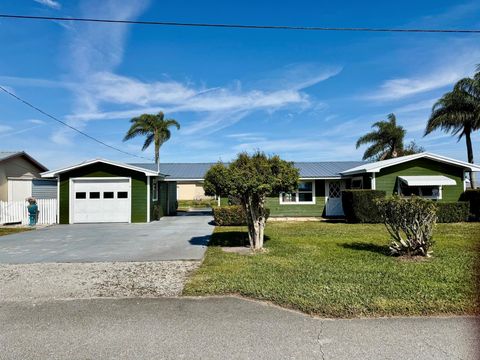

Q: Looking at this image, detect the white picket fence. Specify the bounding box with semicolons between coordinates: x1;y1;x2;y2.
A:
0;199;57;225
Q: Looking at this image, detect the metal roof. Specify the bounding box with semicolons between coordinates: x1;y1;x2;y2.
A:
341;152;480;175
0;151;48;171
0;151;21;161
130;161;366;180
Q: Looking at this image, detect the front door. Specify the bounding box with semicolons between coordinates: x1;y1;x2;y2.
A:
325;180;345;216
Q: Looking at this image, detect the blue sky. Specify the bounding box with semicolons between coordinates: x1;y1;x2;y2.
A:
0;0;480;168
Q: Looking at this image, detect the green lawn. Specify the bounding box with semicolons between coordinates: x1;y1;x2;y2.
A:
184;222;480;317
0;227;31;236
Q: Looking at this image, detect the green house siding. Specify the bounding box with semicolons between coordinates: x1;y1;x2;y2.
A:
374;158;465;202
58;163;148;224
267;179;326;217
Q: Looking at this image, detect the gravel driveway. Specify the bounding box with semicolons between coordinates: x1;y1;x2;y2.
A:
0;261;200;301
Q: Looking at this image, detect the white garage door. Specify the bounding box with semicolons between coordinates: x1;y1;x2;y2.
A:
72;178;130;223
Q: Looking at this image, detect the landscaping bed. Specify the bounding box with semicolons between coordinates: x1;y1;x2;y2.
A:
184;222;479;317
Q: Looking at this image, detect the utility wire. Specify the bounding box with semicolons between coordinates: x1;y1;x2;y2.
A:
0;85;153;161
0;13;479;33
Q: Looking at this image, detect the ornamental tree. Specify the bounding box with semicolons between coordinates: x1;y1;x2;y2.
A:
204;151;299;250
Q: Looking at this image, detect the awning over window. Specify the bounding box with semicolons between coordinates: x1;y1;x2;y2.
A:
398;175;456;186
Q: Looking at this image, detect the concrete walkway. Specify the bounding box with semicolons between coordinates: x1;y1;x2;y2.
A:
0;212;213;263
0;297;476;360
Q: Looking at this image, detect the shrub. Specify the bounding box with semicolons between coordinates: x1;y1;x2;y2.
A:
342;190;386;223
436;202;470;223
376;196;437;257
213;205;270;226
459;189;480;221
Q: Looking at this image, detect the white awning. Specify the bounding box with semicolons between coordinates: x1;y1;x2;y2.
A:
398;175;456;186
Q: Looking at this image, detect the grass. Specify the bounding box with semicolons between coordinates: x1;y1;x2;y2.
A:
0;227;31;237
184;222;480;317
177;199;217;210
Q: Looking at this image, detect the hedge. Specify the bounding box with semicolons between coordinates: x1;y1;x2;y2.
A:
212;205;270;226
459;189;480;221
435;202;470;223
341;190;386;223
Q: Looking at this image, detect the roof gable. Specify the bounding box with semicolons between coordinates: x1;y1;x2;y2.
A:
41;159;160;177
341;152;480;175
0;151;48;172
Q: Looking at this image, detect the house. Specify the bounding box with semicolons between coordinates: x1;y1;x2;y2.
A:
41;159;176;224
41;152;480;223
131;163;215;201
0;151;55;202
138;153;480;217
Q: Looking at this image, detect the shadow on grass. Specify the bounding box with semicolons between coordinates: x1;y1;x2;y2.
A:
339;242;391;256
209;231;271;247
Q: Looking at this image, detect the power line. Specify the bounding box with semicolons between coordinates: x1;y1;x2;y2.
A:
0;85;153;161
0;13;479;34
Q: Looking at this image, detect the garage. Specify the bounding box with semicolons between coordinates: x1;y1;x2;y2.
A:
71;178;131;223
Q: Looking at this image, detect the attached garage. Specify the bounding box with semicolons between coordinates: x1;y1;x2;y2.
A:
41;159;176;224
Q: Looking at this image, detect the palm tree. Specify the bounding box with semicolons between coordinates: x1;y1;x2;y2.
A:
425;67;480;187
356;113;406;161
123;112;180;165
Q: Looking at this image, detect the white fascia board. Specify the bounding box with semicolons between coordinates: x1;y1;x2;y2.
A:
41;159;160;177
341;152;480;175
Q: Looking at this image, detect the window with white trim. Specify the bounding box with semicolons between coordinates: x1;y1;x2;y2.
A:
398;182;441;200
280;181;315;204
152;179;158;201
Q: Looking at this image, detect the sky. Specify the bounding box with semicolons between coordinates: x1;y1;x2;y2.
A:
0;0;480;168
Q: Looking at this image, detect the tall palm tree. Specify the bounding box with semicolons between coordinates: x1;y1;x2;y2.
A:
123;112;180;165
425;67;480;187
356;113;406;161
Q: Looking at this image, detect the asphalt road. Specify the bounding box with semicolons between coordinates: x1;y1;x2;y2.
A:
0;297;477;360
0;212;213;263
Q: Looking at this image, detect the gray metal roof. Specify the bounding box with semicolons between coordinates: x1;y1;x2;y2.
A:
0;151;48;171
130;161;365;180
0;151;22;161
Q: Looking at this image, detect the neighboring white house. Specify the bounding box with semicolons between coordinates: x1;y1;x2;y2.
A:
0;151;55;202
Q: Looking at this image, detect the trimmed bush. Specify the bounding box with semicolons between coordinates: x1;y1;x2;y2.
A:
436;202;470;223
376;196;437;257
459;189;480;221
342;190;386;223
213;205;270;226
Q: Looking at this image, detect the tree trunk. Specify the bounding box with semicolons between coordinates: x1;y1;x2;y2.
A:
465;131;475;189
242;195;267;250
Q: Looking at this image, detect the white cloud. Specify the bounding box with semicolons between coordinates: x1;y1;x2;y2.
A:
34;0;61;9
0;124;13;133
27;119;46;125
366;45;480;101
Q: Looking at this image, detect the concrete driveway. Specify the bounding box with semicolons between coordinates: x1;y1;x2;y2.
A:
0;212;213;264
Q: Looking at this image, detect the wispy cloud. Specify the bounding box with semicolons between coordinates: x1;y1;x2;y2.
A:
34;0;61;9
64;63;338;137
365;44;480;101
0;124;13;133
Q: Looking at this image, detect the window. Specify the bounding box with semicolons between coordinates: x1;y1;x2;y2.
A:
398;182;441;200
280;181;315;204
117;191;128;199
351;177;363;189
152;179;158;201
103;192;114;199
89;192;100;199
75;192;86;199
